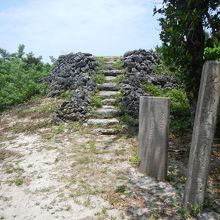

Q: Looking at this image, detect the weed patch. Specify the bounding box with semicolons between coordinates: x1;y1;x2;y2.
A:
14;177;24;186
12;120;51;134
90;95;102;108
0;149;17;161
113;59;124;70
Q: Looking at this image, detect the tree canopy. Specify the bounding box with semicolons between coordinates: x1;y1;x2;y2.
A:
154;0;220;115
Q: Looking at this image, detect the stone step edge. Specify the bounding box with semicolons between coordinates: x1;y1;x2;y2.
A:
91;128;120;135
87;118;119;126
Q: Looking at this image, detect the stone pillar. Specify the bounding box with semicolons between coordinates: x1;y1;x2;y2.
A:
138;96;170;181
183;61;220;209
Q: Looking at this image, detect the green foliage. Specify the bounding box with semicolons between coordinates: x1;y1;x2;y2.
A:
154;46;181;78
96;56;107;70
112;74;125;84
90;95;102;108
154;1;220;115
115;185;129;195
204;46;220;61
95;71;105;84
60;90;74;99
15;177;24;186
0;45;50;111
113;58;124;70
143;83;191;131
51;124;65;134
129;150;140;167
120;111;135;127
179;203;202;218
143;84;162;96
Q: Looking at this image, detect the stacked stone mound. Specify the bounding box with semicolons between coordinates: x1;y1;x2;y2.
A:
121;49;178;119
48;52;98;96
48;52;98;122
55;89;92;122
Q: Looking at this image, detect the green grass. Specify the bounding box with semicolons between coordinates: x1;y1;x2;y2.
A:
179;203;202;218
16;102;59;119
5;165;24;174
115;185;129;195
12;120;51;134
114;90;123;108
0;150;16;161
90;95;102;108
15;177;24;186
96;56;107;70
67;122;84;131
60;90;74;99
51;124;65;134
112;74;125;84
95;71;105;84
113;58;124;70
129;150;140;167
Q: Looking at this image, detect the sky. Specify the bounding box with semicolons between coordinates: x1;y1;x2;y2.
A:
0;0;162;62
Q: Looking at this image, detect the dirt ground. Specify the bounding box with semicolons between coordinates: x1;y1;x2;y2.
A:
0;97;219;220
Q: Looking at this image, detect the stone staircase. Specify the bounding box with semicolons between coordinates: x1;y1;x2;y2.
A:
87;57;124;135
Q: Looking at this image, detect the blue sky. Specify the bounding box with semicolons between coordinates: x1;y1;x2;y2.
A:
0;0;162;62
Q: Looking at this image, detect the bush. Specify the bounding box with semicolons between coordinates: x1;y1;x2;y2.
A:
143;84;191;132
0;45;51;111
204;46;220;61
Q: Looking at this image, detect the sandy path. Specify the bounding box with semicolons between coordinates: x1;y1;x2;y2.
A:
0;97;219;220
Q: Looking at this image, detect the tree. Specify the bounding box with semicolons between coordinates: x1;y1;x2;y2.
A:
17;44;25;59
154;0;220;117
0;48;10;61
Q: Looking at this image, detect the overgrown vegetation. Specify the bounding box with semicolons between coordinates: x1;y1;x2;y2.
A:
204;45;220;61
95;70;105;84
0;44;51;111
154;0;219;116
113;58;124;70
90;95;102;108
96;56;107;70
179;204;202;219
143;83;191;132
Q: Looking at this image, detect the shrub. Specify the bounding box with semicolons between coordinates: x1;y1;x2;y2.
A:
204;46;220;61
143;83;191;132
0;45;50;111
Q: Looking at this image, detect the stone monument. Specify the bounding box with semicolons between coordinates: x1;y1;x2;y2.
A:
183;61;220;209
138;96;170;181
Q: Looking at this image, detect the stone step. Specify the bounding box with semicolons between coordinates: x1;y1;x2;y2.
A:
104;70;124;76
104;63;114;70
102;99;116;105
95;108;118;118
105;61;116;64
98;83;118;91
99;91;119;98
105;76;117;82
87;118;119;126
102;105;115;109
91;128;119;135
